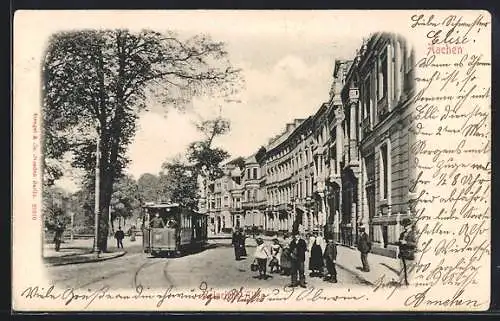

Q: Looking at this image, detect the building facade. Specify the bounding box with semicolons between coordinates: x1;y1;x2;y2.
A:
348;33;416;257
204;33;415;257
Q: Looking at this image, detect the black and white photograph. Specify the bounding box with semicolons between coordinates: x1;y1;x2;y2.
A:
13;10;491;311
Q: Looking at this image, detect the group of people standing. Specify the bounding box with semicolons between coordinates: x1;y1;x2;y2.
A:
247;230;339;287
235;217;416;287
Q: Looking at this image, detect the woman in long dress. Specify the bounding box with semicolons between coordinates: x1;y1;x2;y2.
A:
280;234;292;275
309;237;324;277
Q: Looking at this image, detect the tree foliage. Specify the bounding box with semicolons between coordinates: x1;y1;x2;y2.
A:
159;160;199;210
42;29;242;251
42;186;71;231
110;175;141;226
255;146;267;165
137;173;160;203
227;156;246;170
187;116;231;181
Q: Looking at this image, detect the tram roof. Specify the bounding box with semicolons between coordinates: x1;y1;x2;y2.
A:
142;202;180;208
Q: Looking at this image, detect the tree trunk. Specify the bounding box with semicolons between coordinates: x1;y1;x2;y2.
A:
98;168;114;252
110;217;115;235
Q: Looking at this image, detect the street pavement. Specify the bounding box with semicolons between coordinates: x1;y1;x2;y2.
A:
43;237;128;266
45;238;375;291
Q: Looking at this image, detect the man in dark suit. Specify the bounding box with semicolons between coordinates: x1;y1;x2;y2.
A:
323;233;338;283
398;218;416;285
288;230;308;288
357;226;371;272
114;226;125;249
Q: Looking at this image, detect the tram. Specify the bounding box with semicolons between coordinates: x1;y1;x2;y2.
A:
141;202;208;257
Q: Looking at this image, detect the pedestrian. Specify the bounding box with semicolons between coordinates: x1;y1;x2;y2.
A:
309;232;324;277
232;229;242;260
346;223;353;246
316;231;326;253
398;218;416;286
253;238;270;280
323;233;338;283
151;213;165;228
240;228;247;257
280;233;292;276
53;222;64;252
357;226;371;272
115;226;125;249
269;238;282;273
288;230;307;288
129;226;136;242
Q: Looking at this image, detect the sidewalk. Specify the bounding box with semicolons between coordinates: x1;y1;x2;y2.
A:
43;237;126;266
334;245;401;286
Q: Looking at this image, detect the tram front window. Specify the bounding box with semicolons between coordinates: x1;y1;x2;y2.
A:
151;213;166;228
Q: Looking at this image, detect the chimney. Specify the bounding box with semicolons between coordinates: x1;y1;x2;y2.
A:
286;123;294;132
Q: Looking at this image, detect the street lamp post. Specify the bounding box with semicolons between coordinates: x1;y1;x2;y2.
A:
93;123;101;254
70;210;74;241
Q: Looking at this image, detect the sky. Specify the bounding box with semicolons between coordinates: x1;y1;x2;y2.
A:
50;11;395;192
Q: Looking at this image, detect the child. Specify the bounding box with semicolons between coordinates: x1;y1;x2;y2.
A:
254;238;270;279
269;238;282;273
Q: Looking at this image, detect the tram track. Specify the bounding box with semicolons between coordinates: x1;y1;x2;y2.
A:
162;259;176;287
69;254;159;290
132;259;165;289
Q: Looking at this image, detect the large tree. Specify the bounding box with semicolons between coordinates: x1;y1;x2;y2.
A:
188;116;231;181
43;29;242;251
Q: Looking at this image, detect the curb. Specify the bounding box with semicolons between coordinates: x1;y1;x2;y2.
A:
45;251;127;267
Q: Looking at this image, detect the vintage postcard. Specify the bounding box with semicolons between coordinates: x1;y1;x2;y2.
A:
12;10;491;312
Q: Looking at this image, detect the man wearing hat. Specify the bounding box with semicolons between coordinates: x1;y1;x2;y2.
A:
357;226;371;272
323;233;338;283
398;218;416;285
151;213;165;228
288;230;308;288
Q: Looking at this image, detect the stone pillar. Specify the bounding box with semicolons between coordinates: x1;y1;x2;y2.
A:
353;202;359;244
302;209;307;231
396;212;401;240
336;114;343;175
321;193;327;227
334;209;340;242
350;103;358;160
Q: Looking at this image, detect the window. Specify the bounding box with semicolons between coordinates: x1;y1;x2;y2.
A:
223;196;229;207
363;75;371;120
378;50;388;101
247;168;251;179
379;143;389;200
253;168;257;179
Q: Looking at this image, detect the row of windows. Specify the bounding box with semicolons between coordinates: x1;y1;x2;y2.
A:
245;167;259;180
267;175;316;206
209;195;242;210
360;39;412;132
